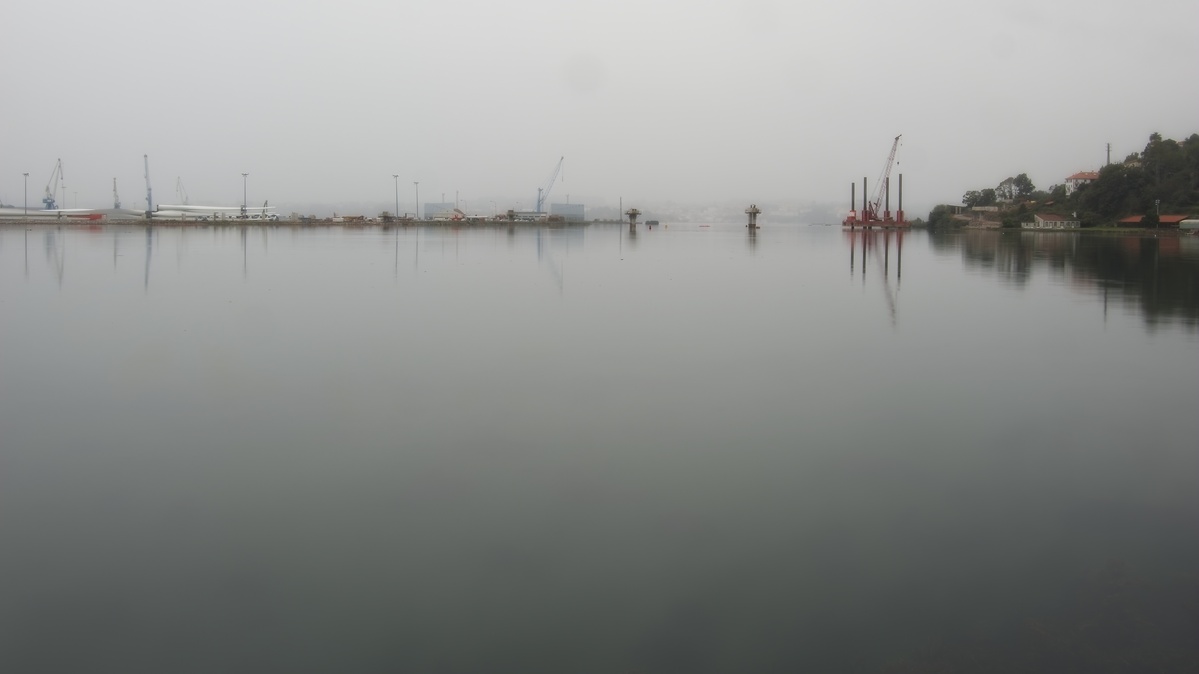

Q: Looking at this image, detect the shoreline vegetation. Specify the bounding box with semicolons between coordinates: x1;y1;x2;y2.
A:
926;131;1198;230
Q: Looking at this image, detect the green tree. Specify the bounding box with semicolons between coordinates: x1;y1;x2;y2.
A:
1076;163;1147;222
1142;132;1185;188
926;204;959;228
1183;134;1199;204
996;177;1016;202
1013;173;1035;198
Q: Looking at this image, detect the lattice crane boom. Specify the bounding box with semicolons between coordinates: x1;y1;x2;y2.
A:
535;156;564;213
43;159;63;210
869;135;901;218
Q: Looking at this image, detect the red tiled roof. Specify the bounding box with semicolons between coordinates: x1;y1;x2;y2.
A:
1067;171;1100;181
1118;214;1190;225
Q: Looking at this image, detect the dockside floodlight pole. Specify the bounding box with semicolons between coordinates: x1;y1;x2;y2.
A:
413;182;420;220
23;172;29;216
393;175;399;219
241;173;249;217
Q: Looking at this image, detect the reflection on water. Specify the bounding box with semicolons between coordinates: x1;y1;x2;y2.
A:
0;223;1196;673
846;229;905;326
935;229;1199;329
144;226;152;290
42;229;67;286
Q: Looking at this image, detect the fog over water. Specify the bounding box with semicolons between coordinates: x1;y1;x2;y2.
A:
1;223;1197;672
4;0;1198;217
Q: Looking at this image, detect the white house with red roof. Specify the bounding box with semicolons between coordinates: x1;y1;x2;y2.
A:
1024;213;1080;229
1065;171;1100;195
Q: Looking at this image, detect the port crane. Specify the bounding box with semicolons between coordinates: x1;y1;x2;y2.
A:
176;177;189;205
43;159;64;210
535;156;564;214
865;135;901;222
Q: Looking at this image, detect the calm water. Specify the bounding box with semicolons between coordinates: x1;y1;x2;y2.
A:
2;223;1197;672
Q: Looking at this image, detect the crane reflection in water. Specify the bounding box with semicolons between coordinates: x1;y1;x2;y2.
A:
847;226;904;327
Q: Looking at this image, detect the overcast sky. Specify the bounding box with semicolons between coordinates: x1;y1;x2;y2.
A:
3;0;1197;216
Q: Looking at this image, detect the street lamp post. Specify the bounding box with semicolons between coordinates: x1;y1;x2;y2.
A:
23;172;29;216
393;174;399;219
241;173;249;217
413;182;420;220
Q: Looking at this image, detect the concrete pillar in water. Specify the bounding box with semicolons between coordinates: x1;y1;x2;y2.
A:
745;204;761;229
625;208;640;229
885;177;891;222
863;177;868;221
848;182;857;227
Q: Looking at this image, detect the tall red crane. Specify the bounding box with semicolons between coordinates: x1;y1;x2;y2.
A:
843;135;909;227
867;135;901;221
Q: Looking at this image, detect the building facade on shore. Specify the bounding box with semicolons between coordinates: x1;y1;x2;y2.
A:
549;203;585;222
1024;213;1080;229
1065;171;1099;195
1117;214;1193;228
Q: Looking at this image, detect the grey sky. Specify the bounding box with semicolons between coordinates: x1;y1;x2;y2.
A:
4;0;1197;216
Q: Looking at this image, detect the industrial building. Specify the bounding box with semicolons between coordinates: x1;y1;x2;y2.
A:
549;203;585;222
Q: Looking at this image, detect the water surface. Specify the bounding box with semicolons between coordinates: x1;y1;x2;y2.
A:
2;223;1196;672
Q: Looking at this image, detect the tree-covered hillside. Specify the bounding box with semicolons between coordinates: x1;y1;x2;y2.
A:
927;132;1199;227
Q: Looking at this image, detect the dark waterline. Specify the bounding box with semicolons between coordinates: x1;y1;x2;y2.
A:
2;224;1197;672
